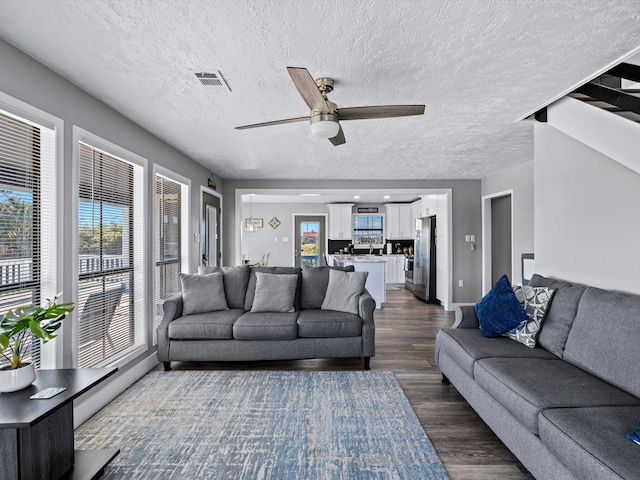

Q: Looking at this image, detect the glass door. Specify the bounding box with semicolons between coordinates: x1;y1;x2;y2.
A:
294;215;326;267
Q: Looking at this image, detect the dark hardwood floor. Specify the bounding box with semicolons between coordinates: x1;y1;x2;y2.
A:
155;287;534;479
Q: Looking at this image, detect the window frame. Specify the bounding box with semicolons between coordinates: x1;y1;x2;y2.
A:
0;91;63;369
152;164;190;344
72;126;148;369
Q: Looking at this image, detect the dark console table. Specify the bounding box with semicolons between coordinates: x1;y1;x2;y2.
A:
0;368;119;480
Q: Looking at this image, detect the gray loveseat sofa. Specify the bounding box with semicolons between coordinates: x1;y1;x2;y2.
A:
435;274;640;480
157;265;376;371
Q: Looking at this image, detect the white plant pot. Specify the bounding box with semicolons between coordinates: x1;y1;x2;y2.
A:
0;363;37;393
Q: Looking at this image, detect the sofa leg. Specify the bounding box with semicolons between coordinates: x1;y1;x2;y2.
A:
163;361;172;371
441;374;450;385
363;357;371;370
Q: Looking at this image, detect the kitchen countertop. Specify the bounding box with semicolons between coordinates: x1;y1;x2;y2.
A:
330;254;386;263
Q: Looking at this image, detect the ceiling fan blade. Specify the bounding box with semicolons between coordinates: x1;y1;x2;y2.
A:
287;67;330;112
235;116;310;130
337;105;425;121
329;125;346;146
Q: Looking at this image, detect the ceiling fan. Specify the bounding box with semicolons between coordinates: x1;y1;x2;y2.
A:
235;67;425;146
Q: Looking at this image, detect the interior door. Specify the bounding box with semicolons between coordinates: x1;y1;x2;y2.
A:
491;195;512;283
294;215;326;267
202;191;221;267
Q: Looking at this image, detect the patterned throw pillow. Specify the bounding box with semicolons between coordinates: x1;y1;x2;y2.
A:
502;285;554;348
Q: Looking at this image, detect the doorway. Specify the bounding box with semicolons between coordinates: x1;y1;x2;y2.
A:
481;191;513;292
294;215;326;267
202;190;221;267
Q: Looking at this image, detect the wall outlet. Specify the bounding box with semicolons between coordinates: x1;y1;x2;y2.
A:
458;280;464;287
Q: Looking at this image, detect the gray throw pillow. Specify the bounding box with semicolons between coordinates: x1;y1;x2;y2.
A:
321;269;368;315
250;272;298;313
180;272;229;315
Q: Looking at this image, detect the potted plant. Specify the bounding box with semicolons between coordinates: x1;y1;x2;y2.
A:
0;294;74;392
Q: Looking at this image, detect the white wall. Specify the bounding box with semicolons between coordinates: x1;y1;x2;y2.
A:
534;123;640;293
482;161;534;285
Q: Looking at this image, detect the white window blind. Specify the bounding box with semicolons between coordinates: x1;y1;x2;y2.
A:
0;109;55;368
155;175;182;327
77;142;145;368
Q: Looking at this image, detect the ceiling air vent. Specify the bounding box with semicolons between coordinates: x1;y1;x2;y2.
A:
194;71;231;92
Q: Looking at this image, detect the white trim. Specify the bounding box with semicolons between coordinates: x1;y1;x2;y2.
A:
515;44;640;122
481;189;514;294
73;351;158;427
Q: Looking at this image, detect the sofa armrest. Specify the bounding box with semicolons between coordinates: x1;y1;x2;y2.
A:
360;289;376;357
156;293;183;361
452;305;479;329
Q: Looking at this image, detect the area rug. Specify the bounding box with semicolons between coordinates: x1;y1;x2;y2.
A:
75;370;450;479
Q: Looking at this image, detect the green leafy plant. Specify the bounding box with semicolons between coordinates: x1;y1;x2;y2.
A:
0;294;74;369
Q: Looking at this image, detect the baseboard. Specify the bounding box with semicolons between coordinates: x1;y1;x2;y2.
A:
73;352;159;427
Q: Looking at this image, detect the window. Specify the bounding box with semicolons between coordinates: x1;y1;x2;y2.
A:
77;141;146;368
0;107;57;368
155;174;183;327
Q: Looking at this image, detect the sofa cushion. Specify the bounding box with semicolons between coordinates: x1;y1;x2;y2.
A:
529;274;586;358
435;328;556;377
475;275;529;338
297;309;363;338
250;272;298;313
474;357;640;435
180;272;229;315
502;285;554;348
244;267;302;311
198;265;251;310
167;309;244;340
539;406;640;480
321;269;368;315
563;287;640;398
233;312;299;340
300;265;355;309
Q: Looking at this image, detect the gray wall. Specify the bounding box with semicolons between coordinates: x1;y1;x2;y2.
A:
0;38;218;370
223;179;483;304
241;202;328;267
482;161;534;285
534;123;640;293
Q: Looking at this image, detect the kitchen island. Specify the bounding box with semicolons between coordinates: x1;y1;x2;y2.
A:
329;255;385;308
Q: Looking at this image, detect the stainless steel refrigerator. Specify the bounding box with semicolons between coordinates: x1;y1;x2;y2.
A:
406;216;437;303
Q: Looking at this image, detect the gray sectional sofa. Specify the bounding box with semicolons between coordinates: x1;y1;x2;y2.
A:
435;274;640;480
157;265;376;371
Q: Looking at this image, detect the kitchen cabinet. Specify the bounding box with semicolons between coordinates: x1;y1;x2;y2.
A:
328;204;353;240
383;255;405;285
385;204;413;239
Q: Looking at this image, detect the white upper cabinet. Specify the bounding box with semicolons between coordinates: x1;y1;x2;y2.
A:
385;204;413;239
328;204;354;240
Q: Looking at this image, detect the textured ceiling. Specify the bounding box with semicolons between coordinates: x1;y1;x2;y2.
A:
1;0;639;181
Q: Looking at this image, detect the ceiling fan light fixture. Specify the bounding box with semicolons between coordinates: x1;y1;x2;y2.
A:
310;112;340;139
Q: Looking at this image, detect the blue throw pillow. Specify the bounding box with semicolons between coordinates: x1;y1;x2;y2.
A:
476;275;529;338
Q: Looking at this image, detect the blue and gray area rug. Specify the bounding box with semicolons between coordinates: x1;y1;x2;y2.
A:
75;370;450;479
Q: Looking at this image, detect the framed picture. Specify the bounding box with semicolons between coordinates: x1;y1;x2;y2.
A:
245;218;263;231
